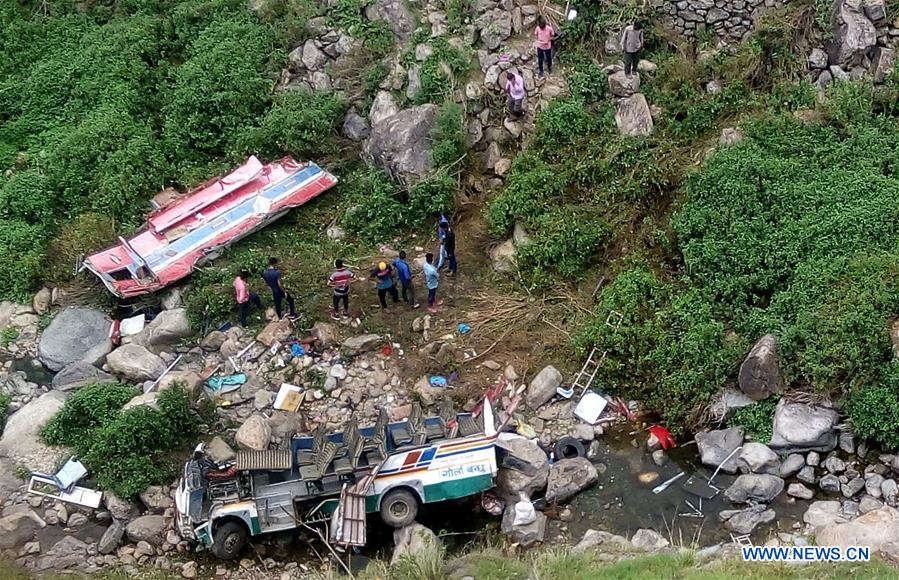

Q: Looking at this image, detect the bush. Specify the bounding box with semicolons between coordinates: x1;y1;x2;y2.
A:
430;102;465;168
408;38;471;105
533;98;599;152
342;167;407;240
0;393;10;425
729;398;778;443
43;385;198;498
565;51;607;104
846;368;899;450
516;206;610;285
0;220;47;300
487;154;568;236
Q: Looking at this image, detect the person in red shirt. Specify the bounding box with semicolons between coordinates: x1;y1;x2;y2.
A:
234;270;263;327
328;259;356;320
535;16;555;77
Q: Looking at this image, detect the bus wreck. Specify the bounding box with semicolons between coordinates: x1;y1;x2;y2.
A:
175;399;503;559
81;156;337;298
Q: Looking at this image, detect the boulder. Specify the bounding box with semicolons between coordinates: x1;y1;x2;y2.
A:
696;427;744;474
104;491;140;521
256;319;294;346
38;307;111;371
495;436;549;500
477;10;513;50
724;474;785;503
827;0;877;67
137;309;192;346
526;365;563;409
140;485;173;512
867;474;885;498
630;528;670;550
0;510;45;550
364;104;439;185
860;496;884;514
883;479;899;506
545;458;598;504
842;477;866;498
720;504;777;534
341;334;382;355
98;520;125;555
369;91;399;127
738;442;780;475
804;500;848;528
200;330;226;352
872;46;896;83
206;436;236;463
780;454;806;478
500;506;546;547
106;344;165;381
737;334;783;400
51;362;116;391
0;391;67;472
36;535;88;570
615;93;654;137
769;401;838;453
489;239;517;273
788;483;815;500
301;39;328;71
125;515;167;546
572;529;631;553
808;48;829;69
156;370;203;400
342;111;370;141
824;455;846;474
391;523;442;564
365;0;415;39
817;506;899;558
236;414;271;450
608;71;640;97
820;474;842;493
311;322;339;348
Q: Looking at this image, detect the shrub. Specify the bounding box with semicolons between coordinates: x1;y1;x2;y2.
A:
342;167;407;240
516;206;610;285
565;51;607;104
409;39;472;105
0;393;10;425
487;154;568;236
533;98;599;152
846;368;899;450
430;102;465;168
0;220;47;300
42;383;138;446
729;398;778;443
0;169;56;224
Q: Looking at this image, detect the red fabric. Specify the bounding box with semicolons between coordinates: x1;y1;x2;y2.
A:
648;425;677;450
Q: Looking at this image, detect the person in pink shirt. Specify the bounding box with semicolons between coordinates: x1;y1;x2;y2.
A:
534;16;555;77
504;70;526;118
234;270;263;327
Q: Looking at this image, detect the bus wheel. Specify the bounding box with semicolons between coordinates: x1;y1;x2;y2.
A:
211;520;248;560
380;489;418;528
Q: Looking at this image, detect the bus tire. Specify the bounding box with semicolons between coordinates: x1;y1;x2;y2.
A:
380;488;419;528
554;437;586;460
211;520;248;560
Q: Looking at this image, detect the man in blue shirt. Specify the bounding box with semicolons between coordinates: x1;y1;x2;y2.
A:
371;261;399;309
422;252;442;314
262;257;297;320
393;251;419;308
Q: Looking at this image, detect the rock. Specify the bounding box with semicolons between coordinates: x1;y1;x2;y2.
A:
721;504;777;534
719;127;744;146
182;560;198;579
638;472;659;484
724;474;785;503
572;529;631;553
842;477;866;498
157;370;203;400
807;451;821;466
256;319;293;346
824;456;846;474
200;331;226;351
816;69;834;89
696;427;744;474
495;436;549;500
768;401;838;453
106;344;165;381
711;388;755;418
39;535;87;570
817;507;899;557
860;495;884;514
615;93;654;137
365;0;415;39
828;0;877;67
406;65;421;100
804;500;848;528
140;485;173;512
342;111;370;141
310;322;338;349
872;46;896;83
236;415;271;450
545;458;598;504
341;334;382;355
737;334;783;400
98;520;125;554
526;365;563;409
0;390;68;472
830;64;851;80
32;288;52;315
738;442;780;475
301;39;328;71
138;309;192;346
500;506;546;547
652;449;668;467
369;91;399;127
122;391;159;410
489;239;517;273
125;515;167;546
781;454;806;478
391;523;441;564
808;48;829;69
867;474;885;498
478;10;513;50
706;80;722;94
0;510;45;550
160;287;183;310
51;362;116;391
789;483;815;500
206;436;236;463
820;474;842;493
637;59;657;73
413;375;443;407
38;307;111;371
608;71;640;97
104;492;140;521
254;389;273;410
864;0;886;21
66;512;88;527
630;528;669;550
883;479;899;506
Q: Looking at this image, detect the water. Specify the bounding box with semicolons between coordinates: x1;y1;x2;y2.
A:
557;428;808;547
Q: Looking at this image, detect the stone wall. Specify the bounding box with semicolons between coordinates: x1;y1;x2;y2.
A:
651;0;789;39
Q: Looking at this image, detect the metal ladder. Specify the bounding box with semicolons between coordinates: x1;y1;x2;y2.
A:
574;310;624;396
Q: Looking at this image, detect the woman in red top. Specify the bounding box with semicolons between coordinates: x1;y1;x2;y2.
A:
534;16;555;77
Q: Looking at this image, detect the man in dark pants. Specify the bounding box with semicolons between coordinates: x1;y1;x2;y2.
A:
621;21;644;77
535;16;555;77
439;222;457;274
371;261;399;308
393;251;419;308
262;257;297;320
234;270;263;327
328;259;355;319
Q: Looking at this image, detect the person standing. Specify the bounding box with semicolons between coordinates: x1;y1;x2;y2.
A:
504;70;526;118
435;212;450;270
233;270;263;327
535;16;555;77
423;253;442;314
440;222;457;275
263;257;297;320
621;21;644;77
371;261;400;309
328;259;355;320
393;251;419;308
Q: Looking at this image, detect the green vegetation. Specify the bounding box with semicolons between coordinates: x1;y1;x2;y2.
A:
0;393;11;425
730;398;779;443
43;383;198;497
846;367;899;450
403;37;472;105
1;327;20;348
